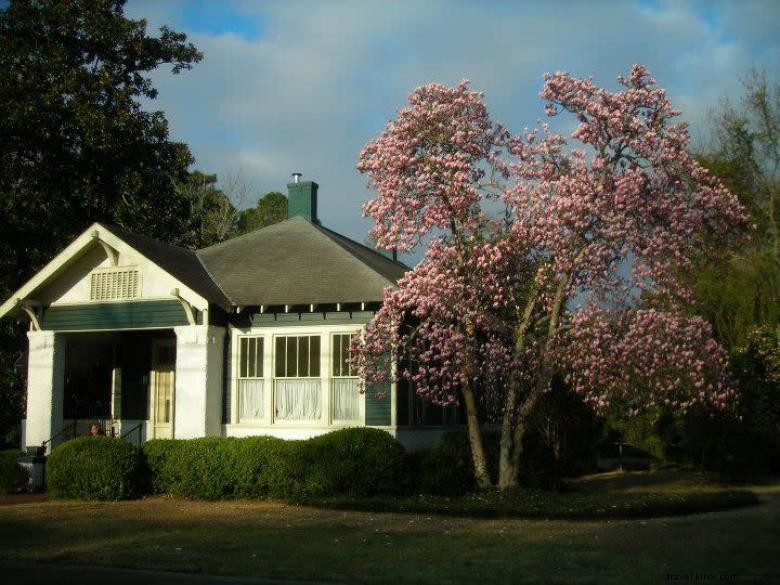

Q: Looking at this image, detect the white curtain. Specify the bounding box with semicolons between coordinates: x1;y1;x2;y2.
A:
333;378;359;421
239;379;265;421
275;378;322;420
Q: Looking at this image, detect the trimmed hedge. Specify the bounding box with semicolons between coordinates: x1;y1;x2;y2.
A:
46;437;144;500
0;450;29;494
142;428;406;500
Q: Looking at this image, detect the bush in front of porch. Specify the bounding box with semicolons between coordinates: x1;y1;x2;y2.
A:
141;428;406;500
46;437;144;500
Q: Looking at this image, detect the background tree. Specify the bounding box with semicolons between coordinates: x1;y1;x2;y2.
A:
0;0;208;446
692;70;780;350
352;67;745;490
235;191;288;236
177;171;239;247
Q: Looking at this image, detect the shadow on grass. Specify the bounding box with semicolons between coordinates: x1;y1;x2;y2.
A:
296;488;760;521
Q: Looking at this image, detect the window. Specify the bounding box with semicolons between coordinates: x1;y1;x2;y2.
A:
275;335;320;378
332;334;359;422
274;335;321;421
332;333;356;377
237;337;264;422
90;268;140;301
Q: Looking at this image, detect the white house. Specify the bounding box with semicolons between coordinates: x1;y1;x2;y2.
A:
0;178;461;455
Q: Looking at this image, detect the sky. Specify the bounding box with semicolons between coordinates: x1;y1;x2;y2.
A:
125;0;780;256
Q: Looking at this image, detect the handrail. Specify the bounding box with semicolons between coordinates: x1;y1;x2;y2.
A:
120;423;143;445
40;420;77;455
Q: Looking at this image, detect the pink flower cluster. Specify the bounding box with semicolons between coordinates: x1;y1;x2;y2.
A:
350;238;527;404
357;80;511;252
562;307;738;412
353;65;746;417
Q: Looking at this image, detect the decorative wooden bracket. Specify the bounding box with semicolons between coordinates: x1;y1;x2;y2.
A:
92;230;118;266
18;300;41;331
171;288;197;325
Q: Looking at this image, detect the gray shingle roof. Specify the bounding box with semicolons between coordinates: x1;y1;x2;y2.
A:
197;217;408;307
99;223;233;309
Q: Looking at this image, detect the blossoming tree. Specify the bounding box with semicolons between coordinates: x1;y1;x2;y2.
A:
353;65;746;490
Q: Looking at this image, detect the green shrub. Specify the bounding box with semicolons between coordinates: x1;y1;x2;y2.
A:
141;428;405;500
298;428;406;497
47;437;143;500
0;450;28;494
142;438;187;495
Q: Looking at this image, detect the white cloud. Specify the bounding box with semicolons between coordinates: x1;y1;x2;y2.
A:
126;0;779;253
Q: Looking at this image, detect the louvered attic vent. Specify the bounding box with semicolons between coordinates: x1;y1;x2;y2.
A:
90;268;140;301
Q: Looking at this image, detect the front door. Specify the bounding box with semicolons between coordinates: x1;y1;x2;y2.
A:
151;340;176;439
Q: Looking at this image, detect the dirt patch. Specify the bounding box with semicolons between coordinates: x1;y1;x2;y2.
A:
0;493;47;506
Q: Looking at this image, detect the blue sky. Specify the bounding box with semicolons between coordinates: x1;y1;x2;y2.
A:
125;0;779;254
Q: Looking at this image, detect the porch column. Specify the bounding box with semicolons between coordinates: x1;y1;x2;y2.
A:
25;330;65;451
173;325;225;438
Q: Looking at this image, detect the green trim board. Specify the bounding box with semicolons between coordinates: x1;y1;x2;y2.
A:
41;300;200;331
249;311;375;327
365;380;392;426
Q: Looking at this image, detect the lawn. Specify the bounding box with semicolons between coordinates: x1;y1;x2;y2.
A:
0;470;778;584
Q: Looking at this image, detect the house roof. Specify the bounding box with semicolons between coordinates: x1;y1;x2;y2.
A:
0;216;408;321
197;216;408;307
99;224;233;310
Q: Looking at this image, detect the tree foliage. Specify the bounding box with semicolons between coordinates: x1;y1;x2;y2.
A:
352;66;745;489
0;0;219;446
693;70;780;350
235;191;288;236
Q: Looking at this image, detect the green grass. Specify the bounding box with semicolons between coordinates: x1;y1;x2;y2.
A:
301;469;760;520
0;470;778;584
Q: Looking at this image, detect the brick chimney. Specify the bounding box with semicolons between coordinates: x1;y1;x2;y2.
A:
287;173;319;224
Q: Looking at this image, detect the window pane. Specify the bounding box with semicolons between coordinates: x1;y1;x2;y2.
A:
274;378;322;420
310;336;320;377
343;335;352;376
298;336;309;377
247;337;256;377
286;337;297;377
333;378;359;420
275;337;286;377
239;379;264;421
256;338;263;378
240;338;248;378
332;335;341;377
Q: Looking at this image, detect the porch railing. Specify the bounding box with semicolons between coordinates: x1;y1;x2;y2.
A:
40;420;78;456
120;423;144;446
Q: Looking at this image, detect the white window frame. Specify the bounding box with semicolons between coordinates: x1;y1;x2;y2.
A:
330;332;361;425
236;335;267;424
228;324;368;429
272;333;324;425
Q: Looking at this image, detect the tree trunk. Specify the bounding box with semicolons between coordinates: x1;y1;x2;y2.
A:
497;373;521;490
462;384;492;489
497;293;539;490
498;387;541;489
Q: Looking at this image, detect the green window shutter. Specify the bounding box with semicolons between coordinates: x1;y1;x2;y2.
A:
365;351;392;426
365;380;391;426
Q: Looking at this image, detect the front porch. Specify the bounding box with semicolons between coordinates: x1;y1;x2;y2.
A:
23;325;225;454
